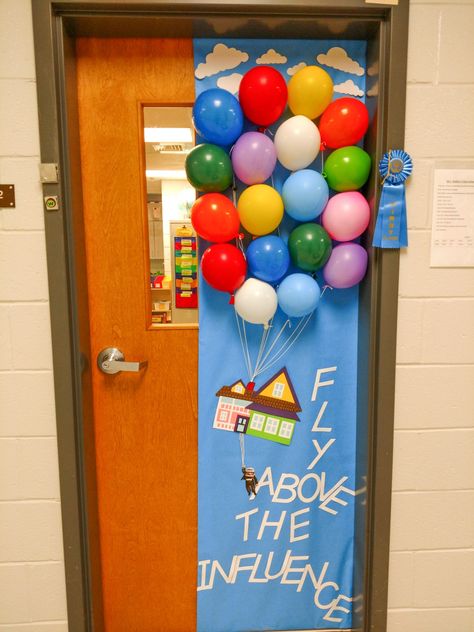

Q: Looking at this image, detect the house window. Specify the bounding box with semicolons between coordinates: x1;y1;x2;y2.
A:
279;421;293;439
272;382;285;398
219;410;228;422
250;414;265;431
265;417;279;435
233;383;245;393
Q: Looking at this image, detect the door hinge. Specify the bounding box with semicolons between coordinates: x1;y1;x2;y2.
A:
39;163;59;184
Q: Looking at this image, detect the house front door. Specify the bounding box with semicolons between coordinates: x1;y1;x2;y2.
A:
76;38;197;631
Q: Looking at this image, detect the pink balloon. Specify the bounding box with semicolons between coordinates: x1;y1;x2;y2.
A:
322;191;370;242
231;132;277;185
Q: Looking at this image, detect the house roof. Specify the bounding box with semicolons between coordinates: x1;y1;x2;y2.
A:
247;402;300;421
216;367;302;415
255;367;301;409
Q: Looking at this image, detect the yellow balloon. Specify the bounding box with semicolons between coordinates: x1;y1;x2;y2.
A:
238;184;284;236
288;66;334;119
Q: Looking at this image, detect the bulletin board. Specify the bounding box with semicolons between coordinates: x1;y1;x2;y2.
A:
195;38;368;631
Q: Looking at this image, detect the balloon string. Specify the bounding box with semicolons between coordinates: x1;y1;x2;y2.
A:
239;433;245;468
257;316;309;374
256;313;313;377
251;322;272;382
235;312;252;378
254;319;290;376
321;284;333;298
242;319;253;380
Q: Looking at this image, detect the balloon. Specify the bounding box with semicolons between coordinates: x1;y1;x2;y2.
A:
185;144;233;192
319;97;369;149
239;66;288;127
323;146;371;192
235;278;278;326
282;170;329;221
323;243;368;289
288;223;332;272
274;116;321;171
238;184;284;236
192;88;244;146
277;273;321;318
322;191;370;241
231;132;277;185
201;243;247;299
191;193;240;242
246;235;290;283
287;65;333;119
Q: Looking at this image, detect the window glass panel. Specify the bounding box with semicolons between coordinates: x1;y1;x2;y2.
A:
265;417;279;435
144;106;198;327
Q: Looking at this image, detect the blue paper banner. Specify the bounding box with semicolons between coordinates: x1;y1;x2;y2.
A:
194;38;367;631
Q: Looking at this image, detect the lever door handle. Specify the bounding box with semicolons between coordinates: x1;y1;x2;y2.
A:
97;347;148;375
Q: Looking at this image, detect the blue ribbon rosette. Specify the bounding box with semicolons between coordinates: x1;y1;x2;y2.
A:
372;149;413;248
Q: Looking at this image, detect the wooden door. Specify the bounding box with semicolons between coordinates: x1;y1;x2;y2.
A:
76;38;197;632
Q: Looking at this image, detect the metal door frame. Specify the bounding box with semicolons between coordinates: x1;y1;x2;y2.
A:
31;2;409;630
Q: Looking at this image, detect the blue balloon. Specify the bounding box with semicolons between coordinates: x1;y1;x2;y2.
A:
282;169;329;221
277;273;321;318
247;236;290;284
193;89;244;147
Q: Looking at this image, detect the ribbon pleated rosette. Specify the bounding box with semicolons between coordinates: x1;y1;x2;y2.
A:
372;149;413;248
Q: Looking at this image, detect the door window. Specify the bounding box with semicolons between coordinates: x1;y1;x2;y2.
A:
143;106;198;327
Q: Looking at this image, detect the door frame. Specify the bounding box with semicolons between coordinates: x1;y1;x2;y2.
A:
31;2;409;631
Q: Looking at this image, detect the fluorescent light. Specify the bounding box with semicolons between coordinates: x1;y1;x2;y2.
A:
144;127;193;143
146;169;187;180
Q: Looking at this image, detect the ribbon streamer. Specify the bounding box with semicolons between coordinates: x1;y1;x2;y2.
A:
372;149;412;249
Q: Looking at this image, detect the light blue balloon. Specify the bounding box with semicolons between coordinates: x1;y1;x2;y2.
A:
277;273;321;318
282;169;329;221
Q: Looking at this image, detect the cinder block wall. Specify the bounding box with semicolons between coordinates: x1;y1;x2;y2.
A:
0;0;68;630
0;1;472;630
387;1;474;630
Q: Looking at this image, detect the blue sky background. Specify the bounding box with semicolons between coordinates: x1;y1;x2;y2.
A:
194;38;367;632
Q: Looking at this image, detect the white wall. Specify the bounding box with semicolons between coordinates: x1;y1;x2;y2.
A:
0;1;68;630
0;1;472;630
387;1;474;630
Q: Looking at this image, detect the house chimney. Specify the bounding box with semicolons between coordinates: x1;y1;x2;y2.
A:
246;381;255;391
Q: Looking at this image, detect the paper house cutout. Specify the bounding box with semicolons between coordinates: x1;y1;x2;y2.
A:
213;368;302;446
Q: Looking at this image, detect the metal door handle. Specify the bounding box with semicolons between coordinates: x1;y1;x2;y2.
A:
97;347;148;375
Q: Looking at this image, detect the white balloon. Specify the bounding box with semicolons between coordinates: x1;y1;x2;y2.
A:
234;278;277;326
274;115;321;171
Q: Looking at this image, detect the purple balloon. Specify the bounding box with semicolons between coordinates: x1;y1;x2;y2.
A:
323;243;368;289
232;132;277;185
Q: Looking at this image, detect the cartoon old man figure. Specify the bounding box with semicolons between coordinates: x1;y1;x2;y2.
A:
241;467;258;500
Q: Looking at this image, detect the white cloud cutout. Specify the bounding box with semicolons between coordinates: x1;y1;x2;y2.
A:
366;81;379;97
195;43;249;79
256;48;288;64
316;47;364;77
287;62;307;76
216;73;243;95
367;60;379;77
333;79;364;97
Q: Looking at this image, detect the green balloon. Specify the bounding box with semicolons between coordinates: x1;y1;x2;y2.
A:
288;223;332;272
185;143;233;192
324;146;371;192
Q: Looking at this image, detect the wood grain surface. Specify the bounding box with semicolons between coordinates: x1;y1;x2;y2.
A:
76;38;197;632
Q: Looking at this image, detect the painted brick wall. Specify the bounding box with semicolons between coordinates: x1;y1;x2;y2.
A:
0;1;472;631
0;1;68;630
387;1;474;630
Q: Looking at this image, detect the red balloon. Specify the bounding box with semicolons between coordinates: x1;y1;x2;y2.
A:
239;66;288;127
201;243;247;298
319;98;369;149
191;193;240;242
